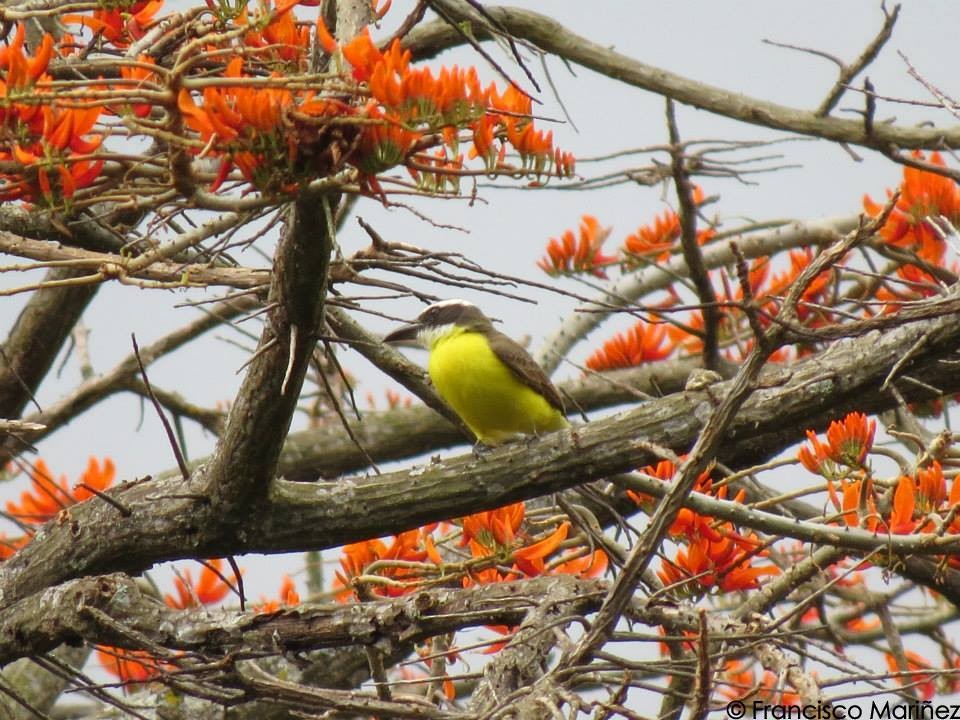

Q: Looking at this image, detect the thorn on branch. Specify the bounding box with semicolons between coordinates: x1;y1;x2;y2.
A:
75;482;132;517
131;333;190;481
730;241;767;347
666;99;720;371
864;77;876;138
225;556;246;612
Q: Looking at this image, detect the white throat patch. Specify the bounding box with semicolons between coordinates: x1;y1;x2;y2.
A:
417;322;457;350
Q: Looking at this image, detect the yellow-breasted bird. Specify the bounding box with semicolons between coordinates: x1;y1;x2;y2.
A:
384;299;569;445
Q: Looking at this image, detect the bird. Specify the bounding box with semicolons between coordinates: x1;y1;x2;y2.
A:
384;299;569;446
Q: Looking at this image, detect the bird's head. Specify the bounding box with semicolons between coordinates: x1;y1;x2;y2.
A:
383;299;492;349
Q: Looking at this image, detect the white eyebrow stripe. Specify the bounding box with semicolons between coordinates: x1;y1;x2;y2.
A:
427;299;474;310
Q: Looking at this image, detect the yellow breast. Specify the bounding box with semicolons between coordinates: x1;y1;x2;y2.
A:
427;329;568;445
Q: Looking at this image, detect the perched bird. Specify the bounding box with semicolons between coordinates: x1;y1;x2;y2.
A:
384;299;569;445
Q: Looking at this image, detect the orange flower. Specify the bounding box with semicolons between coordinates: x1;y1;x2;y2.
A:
718;659;802;705
538;215;616;278
254;575;301;613
512;522;570;576
885;475;919;535
797;412;876;475
885;651;936;701
241;0;311;66
0;533;29;560
164;559;234;609
0;24;53;142
658;534;779;593
0;23;52;93
864;151;960;265
916;462;946;512
459;502;603;585
355;108;422;175
97;646;163;688
844;614;881;633
628;459;724;542
6;457;116;524
334;529;431;600
622;186;714;260
461;502;526;551
873;263;944;314
551;548;608;578
764;248;834;323
797;430;835;477
826;412;876;467
718;659;757;701
117;55;158;118
585;319;674;371
340;28;383;82
828;475;878;531
64;1;162;49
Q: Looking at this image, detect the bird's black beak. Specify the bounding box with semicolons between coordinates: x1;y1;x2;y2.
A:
383;322;421;344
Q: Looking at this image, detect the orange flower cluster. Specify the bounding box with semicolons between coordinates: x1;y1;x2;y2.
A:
65;1;162;48
254;575;301;613
332;502;606;603
665;252;833;363
832;461;960;538
334;528;435;601
96;647;167;688
0;25;104;203
342;28;574;180
629;460;780;594
864;151;960;266
537;190;714;281
164;558;234;609
763;248;834;325
174;10;573;194
885;651;937;701
538;215;617;278
864;151;960;311
585;319;674;371
799;413;960;556
797;412;877;477
459;501;606;585
5;457;116;526
542;200;838;368
718;659;802;706
622;186;716;261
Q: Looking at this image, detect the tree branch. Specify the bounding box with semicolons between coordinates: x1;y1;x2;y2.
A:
2;287;960;611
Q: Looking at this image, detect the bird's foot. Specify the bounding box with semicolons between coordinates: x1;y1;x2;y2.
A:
472;442;494;461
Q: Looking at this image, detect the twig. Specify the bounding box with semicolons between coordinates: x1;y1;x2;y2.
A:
131;333;190;481
667;99;719;370
815;3;900;116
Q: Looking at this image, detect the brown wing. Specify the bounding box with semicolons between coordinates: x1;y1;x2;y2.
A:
487;329;565;412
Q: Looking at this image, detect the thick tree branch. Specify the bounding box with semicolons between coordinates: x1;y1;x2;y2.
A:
280;356;700;480
0;573;604;666
196;190;335;529
2;287;960;611
0;267;97;419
